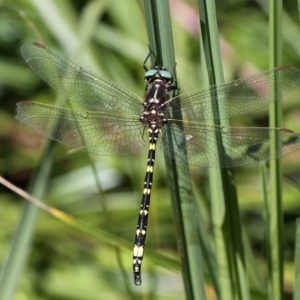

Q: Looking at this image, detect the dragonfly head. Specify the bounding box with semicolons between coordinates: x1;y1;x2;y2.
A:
144;67;173;85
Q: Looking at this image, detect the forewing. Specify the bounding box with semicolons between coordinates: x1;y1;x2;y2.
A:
167;66;300;120
16;102;145;155
20;42;143;115
161;120;300;167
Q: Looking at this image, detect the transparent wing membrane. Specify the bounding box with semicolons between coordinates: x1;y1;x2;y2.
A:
168;66;300;120
16;102;145;155
16;42;300;166
20;42;143;115
161;121;300;168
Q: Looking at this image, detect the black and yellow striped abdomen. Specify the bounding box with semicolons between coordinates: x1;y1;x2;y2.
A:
133;129;159;285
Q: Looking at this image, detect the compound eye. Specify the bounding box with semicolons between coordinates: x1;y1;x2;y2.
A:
144;69;158;82
159;70;173;82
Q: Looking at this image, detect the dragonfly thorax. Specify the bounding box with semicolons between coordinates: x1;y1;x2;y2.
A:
140;76;169;131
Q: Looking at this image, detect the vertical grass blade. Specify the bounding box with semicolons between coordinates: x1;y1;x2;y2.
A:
267;0;284;299
197;0;250;299
144;1;207;299
293;218;300;300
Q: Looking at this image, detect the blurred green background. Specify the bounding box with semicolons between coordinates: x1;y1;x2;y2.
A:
1;0;300;299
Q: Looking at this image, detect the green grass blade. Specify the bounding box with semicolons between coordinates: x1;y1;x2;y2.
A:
0;141;55;300
144;1;207;299
267;0;284;299
293;218;300;300
197;0;250;299
87;155;136;298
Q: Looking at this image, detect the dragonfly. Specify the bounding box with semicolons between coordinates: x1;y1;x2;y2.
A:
16;42;300;285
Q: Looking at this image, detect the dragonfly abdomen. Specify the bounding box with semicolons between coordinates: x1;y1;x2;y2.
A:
133;129;159;286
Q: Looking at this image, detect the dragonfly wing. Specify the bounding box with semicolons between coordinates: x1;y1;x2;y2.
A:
16;102;145;155
168;66;300;120
20;42;143;114
161;120;300;168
